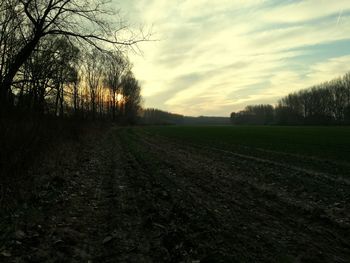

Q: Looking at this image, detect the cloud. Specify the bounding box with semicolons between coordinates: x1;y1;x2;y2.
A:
307;55;350;82
262;0;350;23
120;0;350;116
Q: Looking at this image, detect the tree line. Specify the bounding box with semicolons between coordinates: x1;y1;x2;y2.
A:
230;72;350;125
0;0;145;123
141;108;230;125
141;108;184;125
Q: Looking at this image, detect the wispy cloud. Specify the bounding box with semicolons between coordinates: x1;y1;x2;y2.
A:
262;0;350;23
120;0;350;116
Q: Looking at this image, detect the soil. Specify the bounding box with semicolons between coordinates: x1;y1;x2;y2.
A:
1;127;349;262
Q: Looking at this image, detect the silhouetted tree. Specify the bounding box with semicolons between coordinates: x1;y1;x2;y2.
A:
231;72;350;125
231;104;274;125
121;72;142;124
84;49;104;120
103;51;129;121
0;0;147;114
141;108;184;125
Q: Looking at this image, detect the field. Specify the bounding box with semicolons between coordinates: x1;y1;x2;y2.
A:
1;125;350;262
145;125;350;162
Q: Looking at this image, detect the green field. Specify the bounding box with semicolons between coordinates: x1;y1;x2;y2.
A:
142;125;350;164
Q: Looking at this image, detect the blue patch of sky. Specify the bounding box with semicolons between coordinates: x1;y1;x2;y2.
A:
263;0;303;9
284;39;350;74
249;10;350;36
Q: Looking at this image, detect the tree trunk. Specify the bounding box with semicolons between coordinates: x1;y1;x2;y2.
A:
73;83;78;115
112;91;116;121
55;84;60;117
59;83;64;118
0;33;42;112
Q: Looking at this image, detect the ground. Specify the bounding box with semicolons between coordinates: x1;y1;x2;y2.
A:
1;126;349;262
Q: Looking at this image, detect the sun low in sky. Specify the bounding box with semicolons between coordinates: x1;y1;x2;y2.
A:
118;0;350;116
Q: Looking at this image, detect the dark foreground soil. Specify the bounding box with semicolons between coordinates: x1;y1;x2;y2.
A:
1;127;349;262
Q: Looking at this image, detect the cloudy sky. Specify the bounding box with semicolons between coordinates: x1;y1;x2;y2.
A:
117;0;350;116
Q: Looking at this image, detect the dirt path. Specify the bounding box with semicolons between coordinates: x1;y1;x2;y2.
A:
1;127;349;262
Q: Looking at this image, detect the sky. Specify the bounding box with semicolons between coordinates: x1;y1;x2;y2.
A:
116;0;350;116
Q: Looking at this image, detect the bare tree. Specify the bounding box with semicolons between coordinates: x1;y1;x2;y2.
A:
103;51;129;121
53;39;79;117
85;49;104;119
70;67;80;116
0;0;147;112
121;71;142;123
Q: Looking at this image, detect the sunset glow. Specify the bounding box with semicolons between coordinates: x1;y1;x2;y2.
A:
119;0;350;116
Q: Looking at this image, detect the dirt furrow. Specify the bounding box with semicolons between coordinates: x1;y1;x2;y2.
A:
138;131;350;213
2;127;349;262
129;129;350;262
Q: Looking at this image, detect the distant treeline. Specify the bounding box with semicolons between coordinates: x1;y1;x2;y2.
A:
231;73;350;125
141;108;184;125
141;108;230;125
